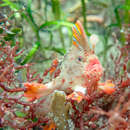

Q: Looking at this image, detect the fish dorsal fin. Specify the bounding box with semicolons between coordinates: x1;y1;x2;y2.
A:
72;20;91;52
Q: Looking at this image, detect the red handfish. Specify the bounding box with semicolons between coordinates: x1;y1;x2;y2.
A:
24;20;115;103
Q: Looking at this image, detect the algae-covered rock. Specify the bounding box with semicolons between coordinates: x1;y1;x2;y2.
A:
49;90;74;130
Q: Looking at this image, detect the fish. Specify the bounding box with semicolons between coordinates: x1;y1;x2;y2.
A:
23;20;115;103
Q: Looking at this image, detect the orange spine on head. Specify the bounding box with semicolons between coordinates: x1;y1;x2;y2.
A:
72;20;91;51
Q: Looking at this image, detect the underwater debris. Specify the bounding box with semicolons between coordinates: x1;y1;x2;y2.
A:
49;90;73;130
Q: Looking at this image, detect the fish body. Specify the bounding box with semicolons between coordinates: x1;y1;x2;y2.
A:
24;20;114;102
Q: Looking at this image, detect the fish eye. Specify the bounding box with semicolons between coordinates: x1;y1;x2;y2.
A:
78;56;82;61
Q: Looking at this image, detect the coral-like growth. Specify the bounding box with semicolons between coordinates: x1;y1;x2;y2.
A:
0;41;50;129
0;42;129;130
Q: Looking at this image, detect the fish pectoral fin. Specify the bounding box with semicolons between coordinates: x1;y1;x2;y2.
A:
98;81;115;94
23;82;49;101
67;91;85;103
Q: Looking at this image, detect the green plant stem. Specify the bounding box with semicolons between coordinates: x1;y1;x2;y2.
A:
51;0;65;47
114;5;122;28
21;41;40;65
44;0;48;21
81;0;90;36
39;21;73;29
114;4;130;45
125;0;130;24
81;0;87;30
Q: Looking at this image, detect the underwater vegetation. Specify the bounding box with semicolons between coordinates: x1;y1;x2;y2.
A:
0;0;129;129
